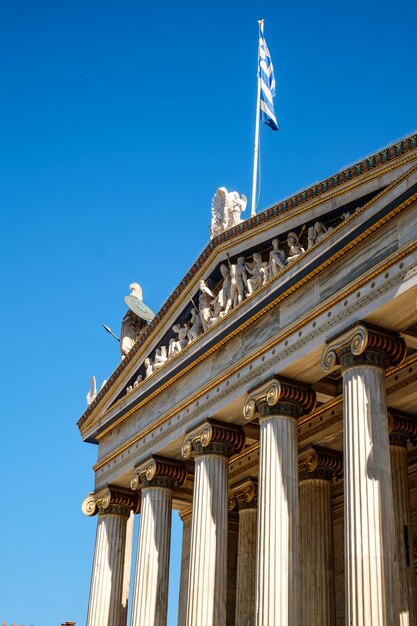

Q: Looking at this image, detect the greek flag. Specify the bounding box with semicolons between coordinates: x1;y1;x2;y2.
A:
259;25;278;131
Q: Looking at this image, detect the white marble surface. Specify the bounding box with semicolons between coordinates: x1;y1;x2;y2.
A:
300;478;335;626
256;415;299;626
186;454;229;626
390;443;417;626
343;365;399;625
86;512;129;626
130;487;172;626
235;507;257;626
177;513;192;626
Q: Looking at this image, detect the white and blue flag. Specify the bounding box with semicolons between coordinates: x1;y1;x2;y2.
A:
258;25;278;131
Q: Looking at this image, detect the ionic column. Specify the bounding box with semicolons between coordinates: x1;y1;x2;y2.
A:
182;419;245;626
299;446;343;626
244;377;316;626
229;478;258;626
389;410;417;626
83;486;140;626
323;321;406;626
130;456;187;626
178;507;193;626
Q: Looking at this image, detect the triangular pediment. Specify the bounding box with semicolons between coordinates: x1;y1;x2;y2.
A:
78;134;417;442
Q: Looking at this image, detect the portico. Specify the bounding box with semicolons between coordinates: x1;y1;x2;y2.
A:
78;134;417;625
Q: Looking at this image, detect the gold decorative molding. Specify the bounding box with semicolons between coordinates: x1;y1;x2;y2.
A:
299;445;343;481
244;376;316;422
322;322;406;373
229;478;258;511
82;485;140;517
182;419;245;459
131;455;187;490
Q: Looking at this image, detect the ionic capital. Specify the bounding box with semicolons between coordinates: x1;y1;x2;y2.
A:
82;485;140;518
229;478;258;511
298;446;343;481
131;455;187;491
322;321;406;373
243;376;316;422
388;410;417;448
182;419;245;459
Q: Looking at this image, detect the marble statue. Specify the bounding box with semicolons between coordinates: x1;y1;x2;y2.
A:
213;264;232;318
286;231;305;263
269;238;287;276
86;376;107;406
199;280;214;332
188;308;203;341
120;282;153;359
307;221;331;249
168;325;189;356
153;346;168;370
235;257;249;303
210;187;248;239
120;310;147;358
246;253;267;295
144;357;153;378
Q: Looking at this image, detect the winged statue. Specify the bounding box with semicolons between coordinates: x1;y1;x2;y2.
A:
210;187;247;239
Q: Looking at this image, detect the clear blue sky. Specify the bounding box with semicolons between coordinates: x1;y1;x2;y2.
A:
0;0;416;623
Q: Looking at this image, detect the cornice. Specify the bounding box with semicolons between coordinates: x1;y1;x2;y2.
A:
78;135;417;430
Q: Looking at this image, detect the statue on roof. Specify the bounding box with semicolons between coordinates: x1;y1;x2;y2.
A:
210;187;247;239
120;282;155;358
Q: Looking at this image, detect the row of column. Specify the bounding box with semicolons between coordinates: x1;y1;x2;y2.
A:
83;321;417;626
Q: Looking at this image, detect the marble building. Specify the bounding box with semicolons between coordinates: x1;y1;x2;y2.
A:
78;133;417;626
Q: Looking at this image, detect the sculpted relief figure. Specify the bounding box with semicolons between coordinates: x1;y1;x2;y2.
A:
153;346;168;370
210;187;248;239
246;252;267;295
286;231;305;263
235;257;249;303
168;324;189;356
307;221;332;249
188;308;203;341
269;238;287;276
144;357;153;378
213;264;232;318
199;280;214;331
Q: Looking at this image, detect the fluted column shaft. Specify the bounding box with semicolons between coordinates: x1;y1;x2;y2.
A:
182;419;245;626
390;435;417;626
83;487;138;626
343;365;398;625
257;414;299;625
86;510;130;626
186;452;229;626
243;377;316;626
322;322;406;626
178;509;192;626
130;485;172;626
235;505;257;626
300;477;335;625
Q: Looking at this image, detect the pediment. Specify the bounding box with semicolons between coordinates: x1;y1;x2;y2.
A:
78;134;417;441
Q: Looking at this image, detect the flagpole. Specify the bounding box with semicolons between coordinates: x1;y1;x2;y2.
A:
251;19;263;217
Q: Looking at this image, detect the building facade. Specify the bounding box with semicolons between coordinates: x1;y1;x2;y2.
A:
78;134;417;626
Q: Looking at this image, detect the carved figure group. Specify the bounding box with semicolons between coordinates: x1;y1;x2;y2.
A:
135;217;335;383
